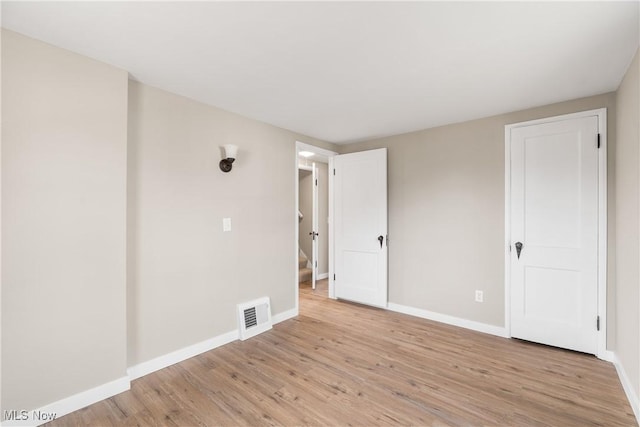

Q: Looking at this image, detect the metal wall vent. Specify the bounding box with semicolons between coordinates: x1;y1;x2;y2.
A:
244;307;258;328
237;297;272;340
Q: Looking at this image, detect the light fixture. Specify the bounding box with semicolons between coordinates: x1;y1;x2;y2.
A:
219;144;238;173
299;151;314;158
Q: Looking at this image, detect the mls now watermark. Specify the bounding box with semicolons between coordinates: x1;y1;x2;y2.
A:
3;410;57;423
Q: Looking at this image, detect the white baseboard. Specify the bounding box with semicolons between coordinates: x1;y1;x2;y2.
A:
127;330;238;380
317;272;329;280
272;307;298;324
600;349;615;363
387;302;508;338
387;303;637;422
128;307;297;381
612;352;640;423
1;376;130;427
1;306;298;427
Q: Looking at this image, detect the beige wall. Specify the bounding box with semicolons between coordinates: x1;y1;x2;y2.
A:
340;93;617;331
299;169;313;261
615;49;639;399
1;30;128;413
128;81;333;366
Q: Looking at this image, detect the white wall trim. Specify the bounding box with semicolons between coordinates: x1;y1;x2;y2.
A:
328;155;336;299
272;307;298;324
612;352;640;423
595;108;609;360
294;143;301;316
1;376;130;427
128;307;297;381
296;141;337;159
504;108;609;360
600;349;615;363
2;307;300;427
127;330;238;380
387;302;508;338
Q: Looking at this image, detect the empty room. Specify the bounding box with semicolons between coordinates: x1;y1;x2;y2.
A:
2;1;639;426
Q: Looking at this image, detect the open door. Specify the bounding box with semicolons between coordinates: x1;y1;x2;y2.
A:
334;148;387;308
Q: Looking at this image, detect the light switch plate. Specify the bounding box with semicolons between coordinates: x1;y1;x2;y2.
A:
223;218;231;232
475;290;483;303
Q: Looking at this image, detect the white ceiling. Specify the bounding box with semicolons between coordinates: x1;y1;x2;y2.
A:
2;1;638;144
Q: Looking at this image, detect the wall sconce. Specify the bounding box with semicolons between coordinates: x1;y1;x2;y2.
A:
219;144;238;173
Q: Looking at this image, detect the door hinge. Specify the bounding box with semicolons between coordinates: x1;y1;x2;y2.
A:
333;169;336;176
315;260;317;267
597;133;601;149
333;274;336;280
597;315;600;331
315;179;318;186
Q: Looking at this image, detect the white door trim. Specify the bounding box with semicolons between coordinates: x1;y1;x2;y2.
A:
504;108;608;360
328;155;335;299
311;162;318;290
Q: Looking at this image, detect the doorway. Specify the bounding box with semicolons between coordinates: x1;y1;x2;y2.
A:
504;108;608;358
295;142;337;306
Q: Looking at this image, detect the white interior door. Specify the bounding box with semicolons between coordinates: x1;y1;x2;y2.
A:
311;162;318;290
334;148;387;308
509;115;599;354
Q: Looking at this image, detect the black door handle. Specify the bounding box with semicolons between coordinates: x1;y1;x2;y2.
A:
309;231;318;240
515;242;523;259
378;235;384;248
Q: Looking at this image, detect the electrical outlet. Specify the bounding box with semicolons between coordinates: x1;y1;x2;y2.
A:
475;290;484;303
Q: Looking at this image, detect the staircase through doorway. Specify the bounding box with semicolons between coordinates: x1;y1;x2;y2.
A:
299;254;312;283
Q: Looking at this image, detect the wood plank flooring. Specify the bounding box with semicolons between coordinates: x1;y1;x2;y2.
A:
48;279;636;426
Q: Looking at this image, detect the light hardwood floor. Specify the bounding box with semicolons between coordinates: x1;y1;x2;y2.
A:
48;279;636;426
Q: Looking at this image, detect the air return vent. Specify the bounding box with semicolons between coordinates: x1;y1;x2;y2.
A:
237;297;272;340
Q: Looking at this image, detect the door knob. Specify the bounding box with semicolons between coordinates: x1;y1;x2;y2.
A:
378;235;384;248
515;242;523;259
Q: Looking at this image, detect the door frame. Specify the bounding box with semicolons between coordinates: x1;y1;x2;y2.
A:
504;108;609;360
294;141;338;314
312;162;318;289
